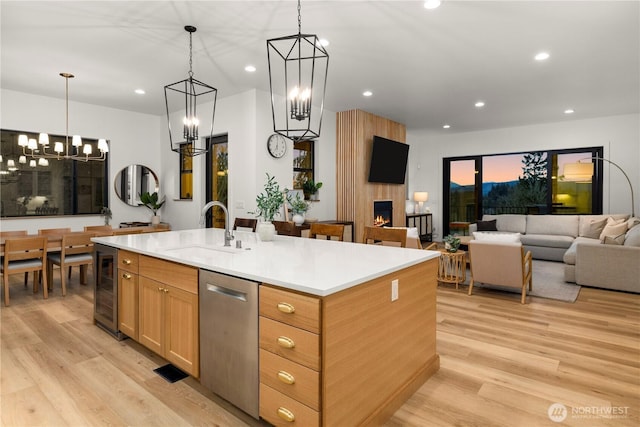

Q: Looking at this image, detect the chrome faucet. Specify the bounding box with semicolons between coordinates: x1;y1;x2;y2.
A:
200;201;234;246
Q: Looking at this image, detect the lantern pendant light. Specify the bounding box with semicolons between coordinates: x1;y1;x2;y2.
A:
267;0;329;141
164;25;217;157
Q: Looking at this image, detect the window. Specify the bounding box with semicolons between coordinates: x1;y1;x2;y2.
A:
204;134;228;229
179;143;193;199
0;128;108;217
443;147;603;235
293;140;314;189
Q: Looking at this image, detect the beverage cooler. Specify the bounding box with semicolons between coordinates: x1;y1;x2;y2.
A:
93;243;123;339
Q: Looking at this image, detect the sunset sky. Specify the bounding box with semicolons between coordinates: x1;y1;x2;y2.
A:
450;152;592;186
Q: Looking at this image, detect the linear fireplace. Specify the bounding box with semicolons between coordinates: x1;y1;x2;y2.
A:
373;200;393;227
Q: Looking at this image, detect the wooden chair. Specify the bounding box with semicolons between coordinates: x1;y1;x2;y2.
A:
1;236;48;306
84;225;114;235
233;218;258;232
0;230;29;286
468;240;533;304
308;223;345;241
362;226;407;248
273;220;296;236
46;232;95;296
38;227;73;282
112;228;144;235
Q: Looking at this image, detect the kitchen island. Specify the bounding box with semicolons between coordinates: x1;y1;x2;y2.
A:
93;228;440;426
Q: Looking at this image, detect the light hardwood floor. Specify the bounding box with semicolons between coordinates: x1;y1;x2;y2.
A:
1;268;638;426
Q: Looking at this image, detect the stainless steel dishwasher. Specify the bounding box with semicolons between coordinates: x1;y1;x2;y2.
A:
199;270;259;419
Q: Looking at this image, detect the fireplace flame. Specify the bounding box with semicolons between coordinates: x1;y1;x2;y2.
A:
374;215;390;227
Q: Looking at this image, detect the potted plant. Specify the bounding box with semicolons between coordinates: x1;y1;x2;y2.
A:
443;234;461;253
139;191;165;225
303;179;323;201
253;173;285;240
286;191;309;226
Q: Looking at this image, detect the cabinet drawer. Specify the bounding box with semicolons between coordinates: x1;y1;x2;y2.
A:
260;285;320;333
118;250;139;274
260;383;319;427
260;317;320;371
260;349;320;411
139;255;198;294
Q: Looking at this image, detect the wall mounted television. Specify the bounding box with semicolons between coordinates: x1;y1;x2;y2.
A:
367;135;409;184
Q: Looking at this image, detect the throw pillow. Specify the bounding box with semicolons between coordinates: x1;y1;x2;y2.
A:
599;217;627;241
626;217;640;230
476;219;498;231
624;224;640;247
472;232;521;243
603;234;625;245
583;217;608;239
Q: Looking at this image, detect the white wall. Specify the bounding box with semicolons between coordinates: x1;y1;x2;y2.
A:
1;87;337;233
1;89;161;233
406;114;640;239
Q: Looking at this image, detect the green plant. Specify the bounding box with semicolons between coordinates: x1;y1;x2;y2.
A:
139;191;165;215
253;173;285;222
443;234;461;252
287;191;309;214
302;179;323;197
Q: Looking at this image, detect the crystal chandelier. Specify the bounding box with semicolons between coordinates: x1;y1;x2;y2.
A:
18;73;109;162
164;26;217;157
267;0;329;141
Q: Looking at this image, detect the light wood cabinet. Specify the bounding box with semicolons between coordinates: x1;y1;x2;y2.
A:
117;251;139;339
259;285;321;427
116;250;199;378
259;259;439;426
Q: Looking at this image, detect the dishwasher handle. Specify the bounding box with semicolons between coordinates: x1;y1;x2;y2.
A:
206;283;248;302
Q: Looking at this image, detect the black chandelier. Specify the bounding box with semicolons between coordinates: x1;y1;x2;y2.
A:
164;25;217;157
267;0;329;141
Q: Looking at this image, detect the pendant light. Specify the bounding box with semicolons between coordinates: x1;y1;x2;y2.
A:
164;25;217;157
18;73;109;162
267;0;329;141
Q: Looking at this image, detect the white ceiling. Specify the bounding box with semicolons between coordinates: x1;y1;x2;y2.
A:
1;0;638;134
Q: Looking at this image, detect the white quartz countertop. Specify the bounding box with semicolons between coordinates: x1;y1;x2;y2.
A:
93;228;439;296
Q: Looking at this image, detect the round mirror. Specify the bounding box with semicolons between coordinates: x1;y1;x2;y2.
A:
114;164;159;206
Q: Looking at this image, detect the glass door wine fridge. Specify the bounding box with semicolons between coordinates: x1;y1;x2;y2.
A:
93;243;122;339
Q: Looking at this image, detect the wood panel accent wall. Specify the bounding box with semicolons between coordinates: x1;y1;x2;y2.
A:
336;109;407;243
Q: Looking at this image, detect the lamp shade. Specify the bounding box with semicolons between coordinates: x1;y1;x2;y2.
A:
413;192;429;203
563;162;593;182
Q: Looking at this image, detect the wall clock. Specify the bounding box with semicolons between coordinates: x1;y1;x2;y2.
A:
267;133;287;158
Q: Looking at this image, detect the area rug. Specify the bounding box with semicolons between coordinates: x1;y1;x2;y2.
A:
462;260;581;303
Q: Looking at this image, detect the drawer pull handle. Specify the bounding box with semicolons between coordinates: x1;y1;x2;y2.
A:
122;258;132;265
277;370;296;385
122;273;132;280
277;302;295;314
277;407;295;422
277;336;295;349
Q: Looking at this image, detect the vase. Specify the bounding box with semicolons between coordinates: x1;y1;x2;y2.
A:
257;221;276;241
310;193;319;201
292;213;305;226
151;214;160;225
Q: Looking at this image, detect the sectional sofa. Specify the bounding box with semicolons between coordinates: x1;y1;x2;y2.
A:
468;214;640;293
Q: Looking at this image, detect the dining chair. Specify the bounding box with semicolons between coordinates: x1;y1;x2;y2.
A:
84;225;114;235
362;226;407;248
273;220;296;236
38;227;73;283
1;236;48;306
46;232;95;296
111;228;144;235
308;223;345;241
0;230;30;287
233;217;258;232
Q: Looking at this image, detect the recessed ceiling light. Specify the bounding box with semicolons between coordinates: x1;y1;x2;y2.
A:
443;124;451;129
564;109;575;114
134;89;145;95
475;101;485;108
535;52;550;61
244;65;256;72
424;0;441;10
363;90;373;97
